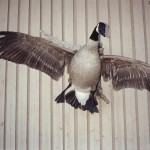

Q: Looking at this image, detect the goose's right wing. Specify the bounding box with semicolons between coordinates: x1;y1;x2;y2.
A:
0;31;76;80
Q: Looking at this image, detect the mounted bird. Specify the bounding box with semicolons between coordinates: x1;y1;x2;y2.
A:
0;22;150;113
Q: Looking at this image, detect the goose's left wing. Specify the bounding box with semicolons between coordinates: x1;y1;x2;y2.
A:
100;55;150;91
0;31;76;80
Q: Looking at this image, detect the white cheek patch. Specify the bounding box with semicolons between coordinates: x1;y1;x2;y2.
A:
75;91;90;105
96;24;99;33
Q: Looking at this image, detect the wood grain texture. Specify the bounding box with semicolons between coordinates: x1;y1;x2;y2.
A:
0;1;8;149
0;0;150;149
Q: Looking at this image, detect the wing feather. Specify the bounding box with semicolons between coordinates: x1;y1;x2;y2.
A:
100;55;150;91
0;31;75;80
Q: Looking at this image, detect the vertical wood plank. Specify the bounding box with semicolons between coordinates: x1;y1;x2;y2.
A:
75;0;88;150
5;0;18;149
98;0;110;55
144;0;150;62
40;0;51;149
0;0;150;149
73;0;78;149
86;0;101;150
143;0;150;146
132;0;150;149
109;0;125;149
120;0;138;149
51;0;63;149
0;0;8;149
16;0;29;149
98;0;113;150
63;0;75;149
28;0;40;149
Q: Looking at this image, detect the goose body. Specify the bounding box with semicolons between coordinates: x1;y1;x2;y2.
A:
0;22;150;113
68;40;101;105
69;40;100;89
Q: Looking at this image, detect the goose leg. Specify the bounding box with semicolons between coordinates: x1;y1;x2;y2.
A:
95;81;110;104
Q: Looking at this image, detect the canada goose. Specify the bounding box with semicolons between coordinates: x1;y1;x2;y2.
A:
0;22;150;113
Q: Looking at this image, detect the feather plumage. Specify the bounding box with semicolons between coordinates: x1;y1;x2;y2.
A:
0;31;75;80
100;55;150;91
1;22;150;113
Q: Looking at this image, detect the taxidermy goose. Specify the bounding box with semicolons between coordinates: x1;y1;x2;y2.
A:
0;22;150;114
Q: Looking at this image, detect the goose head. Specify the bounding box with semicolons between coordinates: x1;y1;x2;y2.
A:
96;22;109;37
89;22;109;42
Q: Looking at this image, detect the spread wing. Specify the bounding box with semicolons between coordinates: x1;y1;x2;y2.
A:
0;31;76;80
100;55;150;91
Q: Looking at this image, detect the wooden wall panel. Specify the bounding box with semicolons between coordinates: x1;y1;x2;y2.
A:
40;0;51;149
16;0;29;149
86;1;101;150
75;0;88;149
51;0;63;149
144;1;150;148
0;0;150;150
120;0;137;149
5;0;18;149
98;1;113;150
132;0;150;149
63;0;75;149
0;1;8;149
28;0;40;149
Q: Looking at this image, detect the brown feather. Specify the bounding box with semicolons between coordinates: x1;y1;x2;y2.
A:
0;31;75;80
100;55;150;91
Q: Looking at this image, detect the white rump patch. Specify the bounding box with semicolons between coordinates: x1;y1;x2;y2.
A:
75;90;90;105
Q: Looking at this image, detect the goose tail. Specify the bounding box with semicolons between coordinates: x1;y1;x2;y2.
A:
65;90;99;113
55;84;99;113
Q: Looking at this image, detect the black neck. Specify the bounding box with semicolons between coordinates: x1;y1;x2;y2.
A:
90;26;99;41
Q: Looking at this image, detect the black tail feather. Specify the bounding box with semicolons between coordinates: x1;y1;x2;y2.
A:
65;90;80;109
65;90;99;113
80;92;99;113
56;84;99;113
55;84;71;103
55;91;65;103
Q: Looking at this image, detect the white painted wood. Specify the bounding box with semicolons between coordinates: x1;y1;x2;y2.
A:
98;0;110;55
51;0;63;149
27;0;40;149
0;0;150;149
0;1;8;149
16;0;29;149
109;0;125;149
63;0;75;149
132;0;150;149
144;0;150;63
75;1;88;150
144;0;150;147
122;3;136;150
86;1;101;150
0;60;6;150
121;0;138;149
4;0;18;149
40;0;51;149
98;1;113;150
